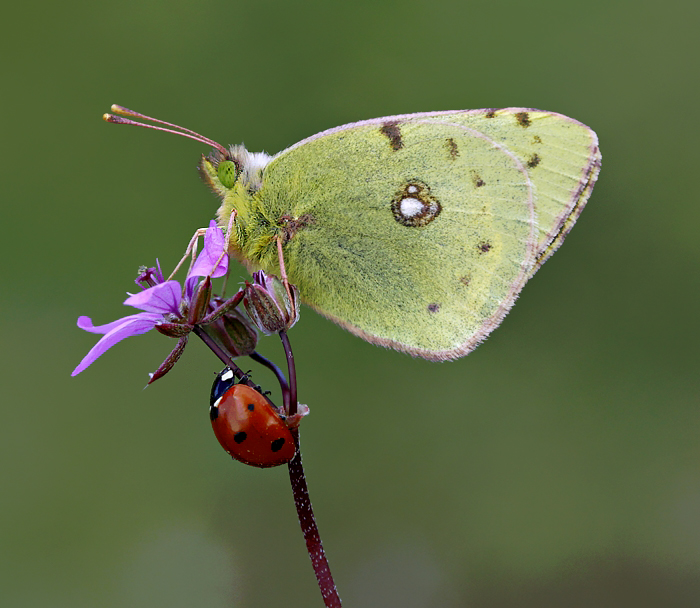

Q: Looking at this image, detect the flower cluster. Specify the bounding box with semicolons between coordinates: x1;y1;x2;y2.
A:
72;221;297;383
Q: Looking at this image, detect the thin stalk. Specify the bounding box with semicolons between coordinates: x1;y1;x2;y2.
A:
192;325;248;382
279;330;297;416
279;330;341;606
249;350;290;405
288;430;342;608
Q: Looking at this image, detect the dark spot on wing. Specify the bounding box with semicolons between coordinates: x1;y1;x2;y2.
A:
445;138;459;159
526;153;541;168
533;135;542;144
485;109;497;118
460;276;471;286
478;242;492;253
379;122;404;151
278;213;315;243
515;112;531;128
427;303;440;313
471;170;485;187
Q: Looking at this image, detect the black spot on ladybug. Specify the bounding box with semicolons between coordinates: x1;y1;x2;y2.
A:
379;122;404;151
515;112;531;128
478;242;492;253
270;438;286;452
247;403;255;411
209;405;219;421
445;138;459;159
427;303;440;313
233;431;247;444
485;109;497;118
527;153;541;168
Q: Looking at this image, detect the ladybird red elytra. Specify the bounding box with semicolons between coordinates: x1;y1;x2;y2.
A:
209;368;296;468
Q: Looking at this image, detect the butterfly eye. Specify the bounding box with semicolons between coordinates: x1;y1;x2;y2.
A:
217;160;239;188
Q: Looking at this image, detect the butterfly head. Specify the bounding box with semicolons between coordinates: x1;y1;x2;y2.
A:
198;145;271;200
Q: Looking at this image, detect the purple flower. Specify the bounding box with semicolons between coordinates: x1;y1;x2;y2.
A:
72;221;229;378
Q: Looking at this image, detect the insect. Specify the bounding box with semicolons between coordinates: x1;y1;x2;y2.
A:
106;106;601;361
209;368;296;468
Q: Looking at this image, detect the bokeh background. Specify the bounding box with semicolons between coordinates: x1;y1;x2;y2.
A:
2;0;699;606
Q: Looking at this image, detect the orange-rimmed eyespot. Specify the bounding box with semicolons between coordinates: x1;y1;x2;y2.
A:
209;368;295;468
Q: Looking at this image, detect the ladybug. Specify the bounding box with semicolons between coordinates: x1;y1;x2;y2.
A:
209;367;296;468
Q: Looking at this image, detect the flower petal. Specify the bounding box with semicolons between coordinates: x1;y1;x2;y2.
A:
190;220;228;279
77;312;162;335
71;313;163;376
184;274;200;303
124;280;182;314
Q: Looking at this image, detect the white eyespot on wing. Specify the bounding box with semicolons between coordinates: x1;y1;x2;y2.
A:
391;180;442;227
399;197;424;218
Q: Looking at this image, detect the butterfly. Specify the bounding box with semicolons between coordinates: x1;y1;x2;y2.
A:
107;106;601;361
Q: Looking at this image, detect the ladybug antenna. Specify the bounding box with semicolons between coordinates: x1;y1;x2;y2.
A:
103;105;229;157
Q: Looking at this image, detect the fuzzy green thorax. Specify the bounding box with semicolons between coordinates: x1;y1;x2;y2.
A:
199;149;281;275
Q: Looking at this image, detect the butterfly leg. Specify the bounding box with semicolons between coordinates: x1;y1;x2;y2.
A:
276;235;295;304
166;227;209;281
218;211;237;295
166;211;237;284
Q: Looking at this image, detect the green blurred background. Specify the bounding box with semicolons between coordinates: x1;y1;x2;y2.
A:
2;0;699;606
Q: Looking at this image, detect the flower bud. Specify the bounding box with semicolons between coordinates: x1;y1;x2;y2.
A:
243;272;300;335
219;308;259;357
188;276;213;324
155;322;193;338
201;297;259;358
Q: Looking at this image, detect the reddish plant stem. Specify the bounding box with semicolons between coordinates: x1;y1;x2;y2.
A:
192;326;249;383
279;330;341;606
279;330;297;416
249;351;290;403
288;429;342;608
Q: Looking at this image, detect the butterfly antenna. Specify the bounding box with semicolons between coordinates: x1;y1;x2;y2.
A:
103;104;229;157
